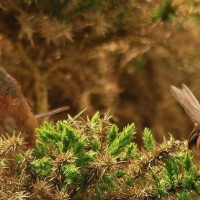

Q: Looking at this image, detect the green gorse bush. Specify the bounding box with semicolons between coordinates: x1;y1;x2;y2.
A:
0;112;199;199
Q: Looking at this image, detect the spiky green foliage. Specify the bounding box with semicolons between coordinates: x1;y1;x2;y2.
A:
0;113;199;199
143;127;154;151
152;0;176;21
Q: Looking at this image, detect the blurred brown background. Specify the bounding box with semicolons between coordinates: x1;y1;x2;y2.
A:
0;0;200;144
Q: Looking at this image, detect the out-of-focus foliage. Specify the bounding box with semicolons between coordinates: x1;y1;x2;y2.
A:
152;0;176;21
1;0;200;143
0;113;199;199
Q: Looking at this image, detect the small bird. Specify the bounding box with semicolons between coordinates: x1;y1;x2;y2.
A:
0;67;38;147
171;84;200;156
0;67;68;147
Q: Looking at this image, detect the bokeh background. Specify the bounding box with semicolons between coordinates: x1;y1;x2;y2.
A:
0;0;200;144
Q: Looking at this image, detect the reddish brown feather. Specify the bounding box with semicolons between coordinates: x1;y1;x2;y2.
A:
0;95;38;147
0;68;38;147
